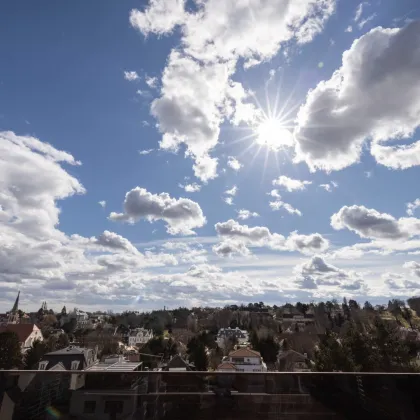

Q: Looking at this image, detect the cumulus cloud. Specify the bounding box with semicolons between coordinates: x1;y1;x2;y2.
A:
109;187;206;235
214;219;328;257
285;231;330;255
407;199;420;216
224;197;234;206
331;205;420;240
130;0;335;180
237;209;259;220
272;175;312;192
294;21;420;172
227;156;243;171
98;200;106;208
179;183;201;193
94;231;139;254
404;261;420;278
294;255;364;291
124;70;139;81
145;75;158;89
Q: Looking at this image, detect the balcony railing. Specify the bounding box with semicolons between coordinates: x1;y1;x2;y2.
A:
1;370;419;419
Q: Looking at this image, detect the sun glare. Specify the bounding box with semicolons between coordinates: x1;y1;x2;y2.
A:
255;118;294;151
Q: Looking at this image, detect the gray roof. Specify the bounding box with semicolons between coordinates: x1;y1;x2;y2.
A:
45;346;87;356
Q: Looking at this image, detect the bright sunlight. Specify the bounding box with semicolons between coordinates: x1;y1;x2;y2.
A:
255;118;294;151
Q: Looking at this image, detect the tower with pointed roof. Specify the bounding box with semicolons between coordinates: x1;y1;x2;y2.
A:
8;291;20;324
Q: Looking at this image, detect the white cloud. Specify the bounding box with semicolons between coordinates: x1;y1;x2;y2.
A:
272;175;311;192
358;13;376;29
192;154;218;182
237;209;259;220
331;205;420;240
130;0;335;181
179;183;201;193
145;75;158;89
285;231;330;255
319;181;338;192
404;261;420;278
224;196;234;206
407;199;420;216
294;255;364;291
124;70;139;81
354;3;364;22
225;185;238;196
345;25;353;33
227;156;243;172
98;200;106;208
94;231;139;254
294;22;420;172
214;219;327;257
129;0;186;36
270;200;302;216
109;187;206;235
138;149;154;155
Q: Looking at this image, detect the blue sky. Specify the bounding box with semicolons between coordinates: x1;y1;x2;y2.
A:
1;0;420;312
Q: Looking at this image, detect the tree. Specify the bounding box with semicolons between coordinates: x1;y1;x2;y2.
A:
0;331;22;369
402;307;414;329
348;300;360;311
24;340;48;369
388;299;404;323
62;317;77;334
363;301;374;312
407;297;420;316
57;333;70;349
61;306;67;316
187;337;208;371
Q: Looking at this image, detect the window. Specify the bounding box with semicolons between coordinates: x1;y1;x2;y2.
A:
232;357;244;363
71;360;80;370
39;361;48;370
104;401;123;414
83;401;96;414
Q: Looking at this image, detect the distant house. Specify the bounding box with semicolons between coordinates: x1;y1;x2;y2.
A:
128;327;153;346
39;345;97;371
222;348;267;372
216;362;237;371
217;327;249;348
160;355;195;371
277;349;312;372
0;323;43;353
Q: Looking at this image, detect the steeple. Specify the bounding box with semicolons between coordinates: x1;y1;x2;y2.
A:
8;291;20;324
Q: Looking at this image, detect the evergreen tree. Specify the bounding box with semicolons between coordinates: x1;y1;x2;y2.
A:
187;337;208;371
0;331;22;369
24;340;48;369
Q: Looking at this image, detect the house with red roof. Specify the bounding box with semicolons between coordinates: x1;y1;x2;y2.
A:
0;323;43;352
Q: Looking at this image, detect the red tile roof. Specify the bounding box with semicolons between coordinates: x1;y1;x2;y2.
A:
229;348;261;358
217;362;237;370
0;324;38;344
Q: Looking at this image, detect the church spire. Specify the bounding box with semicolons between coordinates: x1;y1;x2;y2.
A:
8;291;20;324
11;290;20;313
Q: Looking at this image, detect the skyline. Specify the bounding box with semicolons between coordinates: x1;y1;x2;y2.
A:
1;0;420;312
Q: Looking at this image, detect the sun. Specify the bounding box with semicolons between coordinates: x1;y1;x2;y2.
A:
255;118;294;151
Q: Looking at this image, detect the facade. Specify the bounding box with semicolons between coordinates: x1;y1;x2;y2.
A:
277;349;311;372
217;327;249;348
223;348;267;372
128;327;153;346
0;323;44;352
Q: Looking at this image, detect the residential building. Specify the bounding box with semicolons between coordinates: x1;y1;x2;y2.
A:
223;348;267;372
0;323;43;353
128;327;153;346
277;349;312;372
216;327;249;348
69;356;145;420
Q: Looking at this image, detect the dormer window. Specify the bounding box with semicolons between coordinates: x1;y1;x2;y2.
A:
71;360;80;370
39;361;48;370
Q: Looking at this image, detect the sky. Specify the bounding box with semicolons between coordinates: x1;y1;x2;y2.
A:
1;0;420;312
